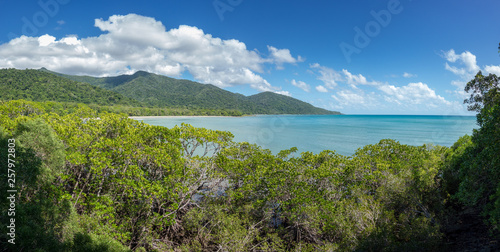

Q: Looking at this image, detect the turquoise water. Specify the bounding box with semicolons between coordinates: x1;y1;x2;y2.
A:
136;115;478;156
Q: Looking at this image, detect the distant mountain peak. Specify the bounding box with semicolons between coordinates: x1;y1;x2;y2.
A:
31;68;341;115
132;70;151;76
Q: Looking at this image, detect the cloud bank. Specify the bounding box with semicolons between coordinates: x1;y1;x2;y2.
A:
309;63;456;113
0;14;302;94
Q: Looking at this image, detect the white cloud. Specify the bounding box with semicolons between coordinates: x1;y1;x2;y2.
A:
450;80;466;89
485;65;500;76
315;85;328;93
309;63;342;89
403;72;416;78
442;49;480;79
309;64;383;90
441;49;499;100
332;90;365;106
445;63;467;77
267;45;303;70
275;90;292;97
0;14;298;95
331;89;379;109
443;49;460;62
325;82;462;114
342;69;381;87
38;34;56;46
378;82;451;107
291;79;310;92
306;61;463;114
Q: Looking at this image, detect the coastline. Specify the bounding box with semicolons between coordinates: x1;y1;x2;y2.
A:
129;115;250;119
128;114;336;120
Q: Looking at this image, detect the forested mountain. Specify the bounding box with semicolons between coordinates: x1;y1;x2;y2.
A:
248;92;333;114
0;69;140;106
41;68;340;115
1;68;340;115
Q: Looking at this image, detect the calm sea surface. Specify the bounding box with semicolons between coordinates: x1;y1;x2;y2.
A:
135;115;478;156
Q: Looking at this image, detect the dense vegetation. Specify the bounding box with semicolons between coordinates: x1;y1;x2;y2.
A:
0;48;498;251
42;68;340;115
0;69;140;107
442;70;500;233
0;100;448;251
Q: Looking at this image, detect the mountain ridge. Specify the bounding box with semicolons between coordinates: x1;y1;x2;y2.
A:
37;68;341;115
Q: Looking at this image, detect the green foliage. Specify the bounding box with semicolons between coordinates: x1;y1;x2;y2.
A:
15;118;66;183
4;97;498;251
93;104;244;117
48;112;187;247
447;70;500;231
441;135;474;199
209;140;445;251
0;117;71;251
69;232;131;252
0;100;244;250
464;71;499;113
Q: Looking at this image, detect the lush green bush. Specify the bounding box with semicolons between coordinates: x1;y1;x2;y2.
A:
202;139;445;251
0;96;496;251
443;71;500;233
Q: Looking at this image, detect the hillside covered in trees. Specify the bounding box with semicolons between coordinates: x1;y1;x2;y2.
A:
41;68;340;115
0;69;140;107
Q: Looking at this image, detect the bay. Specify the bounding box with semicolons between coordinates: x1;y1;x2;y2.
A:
134;115;478;156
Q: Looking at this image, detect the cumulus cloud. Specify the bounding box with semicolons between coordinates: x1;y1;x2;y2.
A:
444;50;480;72
485;65;500;76
267;45;303;69
378;82;451;107
291;79;310;92
306;62;459;113
342;69;381;87
309;63;343;89
331;89;379;109
309;63;383;90
0;14;298;94
442;49;480;80
325;81;458;114
275;90;292;97
442;49;500;99
315;85;328;93
332;90;365;106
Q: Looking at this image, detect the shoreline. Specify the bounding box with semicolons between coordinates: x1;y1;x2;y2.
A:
129;114;335;119
129;115;250;119
129;114;473;120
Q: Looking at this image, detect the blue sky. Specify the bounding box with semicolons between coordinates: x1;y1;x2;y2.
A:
0;0;499;114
